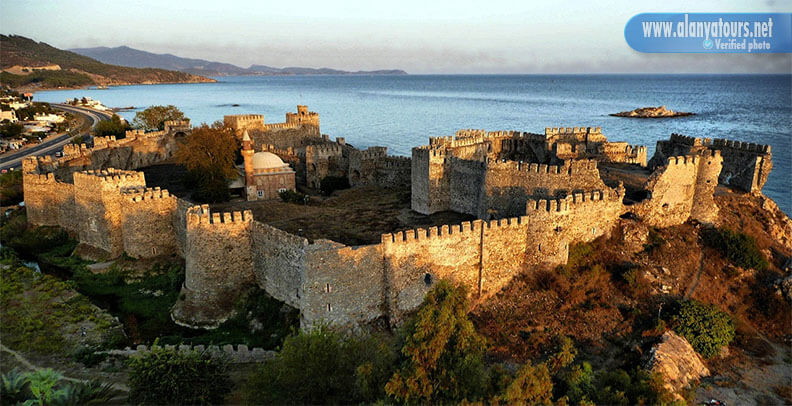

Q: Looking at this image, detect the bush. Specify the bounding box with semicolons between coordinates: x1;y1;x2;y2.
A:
127;345;232;405
386;281;489;404
319;175;350;196
93;114;130;138
278;189;308;204
672;299;735;358
0;121;23;139
702;227;768;271
0;170;23;206
0;368;116;406
243;326;396;404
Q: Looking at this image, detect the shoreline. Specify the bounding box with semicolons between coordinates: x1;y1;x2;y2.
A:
18;78;217;94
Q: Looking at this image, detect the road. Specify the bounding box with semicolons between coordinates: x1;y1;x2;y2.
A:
0;104;112;171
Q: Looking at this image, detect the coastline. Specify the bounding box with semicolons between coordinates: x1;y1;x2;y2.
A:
19;78;217;94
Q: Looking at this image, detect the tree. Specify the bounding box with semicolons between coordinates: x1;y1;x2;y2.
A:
672;299;735;358
242;326;397;405
92;114;130;138
497;361;553;405
133;105;185;131
385;281;489;404
0;122;23;139
174;122;239;203
127;345;232;405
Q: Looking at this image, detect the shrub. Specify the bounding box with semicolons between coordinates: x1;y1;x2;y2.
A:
319;175;350;196
0;170;23;206
0;368;115;406
386;281;489;404
496;361;553;405
127;345;232;405
92;114;130;138
278;189;308;204
243;326;396;404
702;227;768;271
672;299;735;358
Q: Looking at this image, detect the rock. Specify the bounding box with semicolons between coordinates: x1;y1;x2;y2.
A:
620;219;649;252
775;274;792;304
647;331;710;401
610;106;694;118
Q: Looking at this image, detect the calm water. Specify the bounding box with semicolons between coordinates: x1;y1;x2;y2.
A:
35;74;791;214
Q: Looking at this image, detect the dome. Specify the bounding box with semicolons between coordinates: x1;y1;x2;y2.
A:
251;152;286;169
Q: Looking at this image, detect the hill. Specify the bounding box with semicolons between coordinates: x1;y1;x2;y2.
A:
0;35;215;89
69;45;407;76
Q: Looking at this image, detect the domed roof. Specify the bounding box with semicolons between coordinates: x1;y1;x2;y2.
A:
251;151;286;169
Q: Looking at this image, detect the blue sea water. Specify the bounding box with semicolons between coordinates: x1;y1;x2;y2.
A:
35;74;791;214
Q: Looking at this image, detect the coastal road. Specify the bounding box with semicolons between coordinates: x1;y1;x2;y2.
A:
0;104;112;171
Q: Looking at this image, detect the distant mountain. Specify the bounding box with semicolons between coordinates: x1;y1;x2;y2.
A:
70;46;250;76
0;35;214;89
70;46;407;76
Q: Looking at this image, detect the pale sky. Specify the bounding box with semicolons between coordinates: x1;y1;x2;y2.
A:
1;0;790;73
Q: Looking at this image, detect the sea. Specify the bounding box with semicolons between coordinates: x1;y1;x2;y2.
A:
34;74;791;214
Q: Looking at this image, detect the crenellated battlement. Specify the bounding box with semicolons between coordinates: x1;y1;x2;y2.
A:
352;147;388;161
382;156;411;168
668;133;711;147
526;189;615;213
381;219;484;244
488;158;597;174
545;126;602;136
25;172;58;184
123;186;173;202
186;204;253;226
666;154;701;166
62;143;90;157
712;138;771;154
306;143;343;158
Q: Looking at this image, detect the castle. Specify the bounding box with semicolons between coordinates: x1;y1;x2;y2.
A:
22;107;774;330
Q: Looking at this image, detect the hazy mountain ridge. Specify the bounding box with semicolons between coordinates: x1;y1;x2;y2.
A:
0;35;215;89
70;46;408;76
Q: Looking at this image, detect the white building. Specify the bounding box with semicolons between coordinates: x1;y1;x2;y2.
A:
0;110;18;123
34;113;65;124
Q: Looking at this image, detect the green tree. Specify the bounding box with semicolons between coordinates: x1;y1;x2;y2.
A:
497;361;554;405
0;121;23;138
243;326;396;404
672;299;735;358
385;281;489;404
127;345;232;405
133;105;185;131
0;170;23;206
175;122;239;203
92;114;130;138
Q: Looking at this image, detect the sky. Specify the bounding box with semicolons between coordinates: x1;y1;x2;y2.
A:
1;0;790;74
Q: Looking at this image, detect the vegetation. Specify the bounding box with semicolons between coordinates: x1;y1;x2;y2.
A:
92;114;130;138
0;34;209;89
702;226;768;271
244;326;395;405
0;170;23;205
0;263;117;354
14;101;56;120
243;281;680;405
0;368;116;406
71;263;185;343
0;70;93;89
127;345;232;405
278;189;308;204
0;121;23;138
319;175;350;196
132;105;185;131
386;281;489;404
671;299;735;358
175;122;239;203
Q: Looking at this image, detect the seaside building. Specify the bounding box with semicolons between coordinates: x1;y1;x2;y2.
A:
241;130;296;200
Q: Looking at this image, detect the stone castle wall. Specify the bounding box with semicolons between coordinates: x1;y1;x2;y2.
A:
633;150;723;227
650;133;771;193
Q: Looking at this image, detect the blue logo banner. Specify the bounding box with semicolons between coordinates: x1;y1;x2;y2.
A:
625;13;792;53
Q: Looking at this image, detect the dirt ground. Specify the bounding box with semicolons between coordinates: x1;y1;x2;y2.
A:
211;184;474;246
